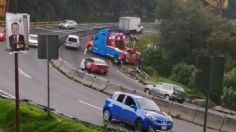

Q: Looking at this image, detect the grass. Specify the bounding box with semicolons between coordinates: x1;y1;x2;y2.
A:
0;98;117;132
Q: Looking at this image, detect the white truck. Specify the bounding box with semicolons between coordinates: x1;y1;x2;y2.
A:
119;17;143;34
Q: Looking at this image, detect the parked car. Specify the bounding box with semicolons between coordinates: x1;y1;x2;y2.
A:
144;82;186;104
28;34;38;47
58;20;77;29
65;35;80;49
103;92;173;132
80;57;109;75
0;27;6;41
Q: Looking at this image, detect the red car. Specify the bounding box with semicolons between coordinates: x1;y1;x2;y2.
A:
80;57;109;75
0;27;6;41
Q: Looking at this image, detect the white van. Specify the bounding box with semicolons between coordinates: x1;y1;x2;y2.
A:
65;35;80;49
29;34;38;47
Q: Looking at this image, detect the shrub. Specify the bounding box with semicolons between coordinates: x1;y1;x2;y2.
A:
221;87;236;110
169;62;195;88
143;66;155;76
142;48;171;77
221;68;236;109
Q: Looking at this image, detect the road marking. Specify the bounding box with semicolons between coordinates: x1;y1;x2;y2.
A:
0;89;15;99
78;100;102;110
19;68;32;79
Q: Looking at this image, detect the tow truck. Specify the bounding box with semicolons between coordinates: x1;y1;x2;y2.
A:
86;28;140;65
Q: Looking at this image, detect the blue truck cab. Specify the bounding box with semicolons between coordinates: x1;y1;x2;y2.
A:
91;28;123;61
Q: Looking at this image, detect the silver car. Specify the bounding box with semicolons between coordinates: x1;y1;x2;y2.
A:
58;20;77;29
144;82;186;104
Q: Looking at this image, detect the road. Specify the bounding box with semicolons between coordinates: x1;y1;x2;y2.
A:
0;24;218;132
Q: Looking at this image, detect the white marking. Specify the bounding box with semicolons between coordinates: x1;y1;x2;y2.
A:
0;89;15;99
78;100;102;110
19;68;32;79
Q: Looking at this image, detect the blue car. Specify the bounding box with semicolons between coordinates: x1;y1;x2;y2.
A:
103;92;173;132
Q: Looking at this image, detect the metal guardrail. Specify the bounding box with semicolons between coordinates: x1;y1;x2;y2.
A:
0;21;62;27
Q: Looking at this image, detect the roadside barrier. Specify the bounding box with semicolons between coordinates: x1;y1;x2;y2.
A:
153;98;172;114
193;109;225;130
103;82;121;95
135;90;153;99
72;70;85;83
221;116;236;132
81;73;96;87
170;102;197;122
120;85;136;94
91;76;108;91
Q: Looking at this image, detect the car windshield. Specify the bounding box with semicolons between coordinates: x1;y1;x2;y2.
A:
63;20;70;23
68;37;77;42
173;85;185;92
30;36;38;40
136;98;160;112
94;59;106;65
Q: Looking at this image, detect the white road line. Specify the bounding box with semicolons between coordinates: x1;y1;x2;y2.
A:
78;100;102;110
19;68;32;79
0;89;15;99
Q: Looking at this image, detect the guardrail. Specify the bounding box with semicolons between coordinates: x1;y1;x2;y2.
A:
0;21;62;27
51;56;236;132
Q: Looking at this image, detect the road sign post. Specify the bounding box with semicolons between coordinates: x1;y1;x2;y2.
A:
195;55;225;132
38;35;59;116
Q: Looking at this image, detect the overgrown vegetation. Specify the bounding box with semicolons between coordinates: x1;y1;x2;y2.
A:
9;0;158;22
0;98;118;132
134;0;236;109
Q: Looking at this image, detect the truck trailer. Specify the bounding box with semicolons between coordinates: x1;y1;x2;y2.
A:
86;28;140;65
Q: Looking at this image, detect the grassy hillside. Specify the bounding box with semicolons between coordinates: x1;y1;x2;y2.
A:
0;98;117;132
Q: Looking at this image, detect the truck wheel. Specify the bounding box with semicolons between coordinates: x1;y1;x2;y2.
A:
113;56;120;65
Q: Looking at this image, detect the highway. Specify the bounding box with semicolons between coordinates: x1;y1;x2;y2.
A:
0;24;218;132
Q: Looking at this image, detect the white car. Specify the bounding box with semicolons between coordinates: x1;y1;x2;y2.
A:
58;20;77;29
65;35;80;49
28;34;38;47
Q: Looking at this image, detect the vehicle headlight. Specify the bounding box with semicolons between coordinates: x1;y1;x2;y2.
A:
146;113;155;120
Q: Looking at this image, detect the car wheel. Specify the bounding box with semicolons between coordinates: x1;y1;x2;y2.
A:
135;119;144;132
144;89;151;95
165;95;170;101
177;100;184;104
103;109;112;122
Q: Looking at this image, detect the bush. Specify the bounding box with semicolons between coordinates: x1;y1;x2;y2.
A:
221;87;236;110
169;62;195;88
223;68;236;90
143;66;155;76
142;48;171;77
221;68;236;109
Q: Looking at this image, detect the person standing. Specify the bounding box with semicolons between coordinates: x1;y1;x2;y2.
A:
8;22;25;51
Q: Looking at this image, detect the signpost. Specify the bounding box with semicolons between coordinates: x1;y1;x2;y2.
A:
38;35;59;116
195;55;225;132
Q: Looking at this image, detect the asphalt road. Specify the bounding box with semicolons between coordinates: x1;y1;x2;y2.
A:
0;24;218;132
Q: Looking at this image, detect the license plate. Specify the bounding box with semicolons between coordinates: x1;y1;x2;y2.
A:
161;126;167;130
